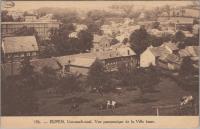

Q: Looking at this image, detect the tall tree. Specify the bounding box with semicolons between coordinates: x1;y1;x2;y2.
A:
173;31;185;43
87;60;107;88
78;30;93;52
129;27;150;65
1;10;14;22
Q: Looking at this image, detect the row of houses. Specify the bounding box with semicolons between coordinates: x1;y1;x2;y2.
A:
1;35;137;77
140;42;199;71
1;35;198;78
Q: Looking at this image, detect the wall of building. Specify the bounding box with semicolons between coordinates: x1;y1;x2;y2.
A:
140;49;155;67
104;56;137;71
1;22;60;40
69;66;90;76
4;51;38;62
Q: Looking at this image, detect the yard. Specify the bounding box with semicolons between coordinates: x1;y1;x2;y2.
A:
35;76;198;116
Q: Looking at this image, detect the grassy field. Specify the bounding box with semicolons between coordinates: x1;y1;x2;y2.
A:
35;76;198;116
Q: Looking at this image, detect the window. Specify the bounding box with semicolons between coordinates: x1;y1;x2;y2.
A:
32;52;36;56
20;53;24;57
65;65;70;72
26;52;31;56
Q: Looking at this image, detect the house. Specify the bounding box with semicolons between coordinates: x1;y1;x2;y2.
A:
67;57;97;76
179;46;199;58
24;14;37;22
140;46;171;68
193;24;199;35
157;54;182;71
38;14;57;22
2;36;39;62
161;42;179;54
178;45;199;64
97;43;137;72
56;53;97;76
74;24;88;32
57;43;137;75
92;34;113;52
69;32;78;38
140;42;181;70
7;10;24;20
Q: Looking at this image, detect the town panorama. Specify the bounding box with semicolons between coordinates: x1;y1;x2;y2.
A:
1;1;199;116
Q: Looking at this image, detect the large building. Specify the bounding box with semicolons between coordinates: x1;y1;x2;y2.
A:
2;36;39;62
1;21;60;40
57;43;137;75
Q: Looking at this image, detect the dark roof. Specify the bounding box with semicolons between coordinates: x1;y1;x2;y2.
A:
159;54;182;64
2;36;39;54
149;46;171;57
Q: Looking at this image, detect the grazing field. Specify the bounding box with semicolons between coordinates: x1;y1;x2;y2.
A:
35;77;198;116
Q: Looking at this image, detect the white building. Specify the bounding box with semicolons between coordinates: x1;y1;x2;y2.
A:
140;45;172;68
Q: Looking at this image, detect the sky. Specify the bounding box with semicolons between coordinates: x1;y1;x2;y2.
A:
2;1;193;11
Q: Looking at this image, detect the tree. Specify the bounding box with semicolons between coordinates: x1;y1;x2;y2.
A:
1;10;14;22
179;57;195;76
2;76;38;115
148;35;163;47
20;56;34;77
87;60;107;89
2;57;39;115
49;24;75;55
39;66;58;89
77;30;93;52
152;21;160;29
58;74;81;95
87;22;102;35
129;27;150;65
163;5;171;19
133;67;159;100
172;31;185;43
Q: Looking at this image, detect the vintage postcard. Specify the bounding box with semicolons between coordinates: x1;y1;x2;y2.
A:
1;0;199;128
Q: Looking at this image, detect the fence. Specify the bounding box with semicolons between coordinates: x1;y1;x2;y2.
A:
152;104;198;116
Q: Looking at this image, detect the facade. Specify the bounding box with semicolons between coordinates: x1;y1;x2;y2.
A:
140;47;157;68
157;54;182;71
1;21;60;40
140;44;174;68
2;36;39;62
96;43;137;72
67;57;97;76
57;43;137;75
92;34;113;52
25;15;37;22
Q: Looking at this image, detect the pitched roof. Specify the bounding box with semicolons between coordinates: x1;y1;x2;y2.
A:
162;42;178;51
185;46;199;57
31;58;61;72
93;34;112;43
149;46;171;57
179;46;199;57
2;36;39;54
96;46;136;60
70;57;96;68
159;54;182;64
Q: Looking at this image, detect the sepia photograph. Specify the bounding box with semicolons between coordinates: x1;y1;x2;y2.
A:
1;0;199;118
